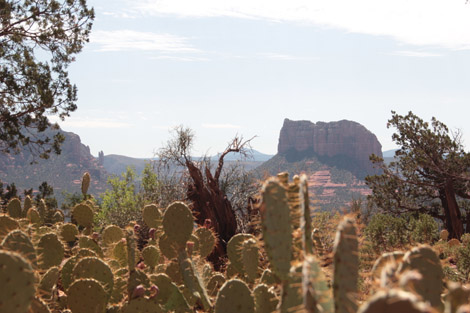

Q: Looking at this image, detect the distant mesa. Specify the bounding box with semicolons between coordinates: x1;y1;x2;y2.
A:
277;118;383;178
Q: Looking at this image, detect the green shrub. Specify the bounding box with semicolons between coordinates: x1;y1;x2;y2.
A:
364;213;409;251
410;213;439;243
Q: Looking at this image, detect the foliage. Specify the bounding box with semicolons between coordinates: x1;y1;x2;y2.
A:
364;213;438;252
2;171;470;312
0;0;94;159
98;167;143;227
409;213;439;243
365;213;410;251
366;111;470;239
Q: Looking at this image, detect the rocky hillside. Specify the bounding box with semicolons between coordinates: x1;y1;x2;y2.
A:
0;130;108;200
256;118;383;210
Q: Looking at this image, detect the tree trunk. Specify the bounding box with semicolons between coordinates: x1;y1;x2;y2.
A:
185;161;237;269
439;181;464;239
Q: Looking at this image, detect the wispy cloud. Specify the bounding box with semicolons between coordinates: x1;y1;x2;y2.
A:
390;51;443;58
150;55;209;62
202;123;241;129
91;30;199;53
131;0;470;50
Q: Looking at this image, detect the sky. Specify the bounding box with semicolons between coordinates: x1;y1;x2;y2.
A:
53;0;470;158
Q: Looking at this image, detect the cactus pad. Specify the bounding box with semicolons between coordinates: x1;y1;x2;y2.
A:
102;225;124;245
241;238;259;282
159;234;178;260
333;217;359;313
143;204;162;229
67;278;107;313
37;233;64;269
72;257;114;297
61;249;98;290
398;245;444;310
194;227;217;258
39;266;60;299
122;297;162;313
151;274;191;311
142;245;160;269
0;214;19;239
60;223;79;242
162;202;194;247
0;250;35;313
7;198;22;218
207;274;226;296
1;229;36;265
260;178;292;280
227;233;255;275
358;289;429;313
72;203;94;228
371;251;404;279
78;236;103;257
215;279;255;313
82;172;91;195
253;284;278;313
27;207;41;225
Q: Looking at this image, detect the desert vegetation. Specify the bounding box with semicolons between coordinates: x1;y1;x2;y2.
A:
1;169;470;313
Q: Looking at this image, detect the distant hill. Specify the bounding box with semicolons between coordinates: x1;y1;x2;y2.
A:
102;150;273;176
103;154;150;176
0;129;108;203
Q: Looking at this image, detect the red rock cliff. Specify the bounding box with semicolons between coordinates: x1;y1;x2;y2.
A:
277;119;382;175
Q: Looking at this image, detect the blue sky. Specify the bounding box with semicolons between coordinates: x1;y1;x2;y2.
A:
53;0;470;158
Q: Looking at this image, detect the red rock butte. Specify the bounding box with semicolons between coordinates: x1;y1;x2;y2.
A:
277;118;383;176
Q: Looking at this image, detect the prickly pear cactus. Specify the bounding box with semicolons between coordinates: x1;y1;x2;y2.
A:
253;284;278;313
72;256;114;298
143;204;162;229
72;203;94;228
27;207;41;225
398;245;444;310
142;245;160;270
121;297;163;313
24;195;32;213
207;274;226;296
194;226;217;258
302;255;334;313
227;233;255;275
333;217;359;313
444;282;470;313
215;279;255;313
150;273;191;312
162;202;194;247
371;251;405;279
358;289;430;313
60;223;79;242
241;238;259;282
102;225;124;245
67;278;107;313
7;198;22;218
37;232;64;269
82;172;91;195
299;175;314;254
39;266;60;299
260;178;292;280
0;250;36;313
1;229;36;265
78;236;103;257
0;214;19;239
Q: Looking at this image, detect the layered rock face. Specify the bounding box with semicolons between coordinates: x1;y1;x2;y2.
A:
277;119;383;176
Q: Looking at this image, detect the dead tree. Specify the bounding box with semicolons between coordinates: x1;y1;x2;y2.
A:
158;126;255;268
